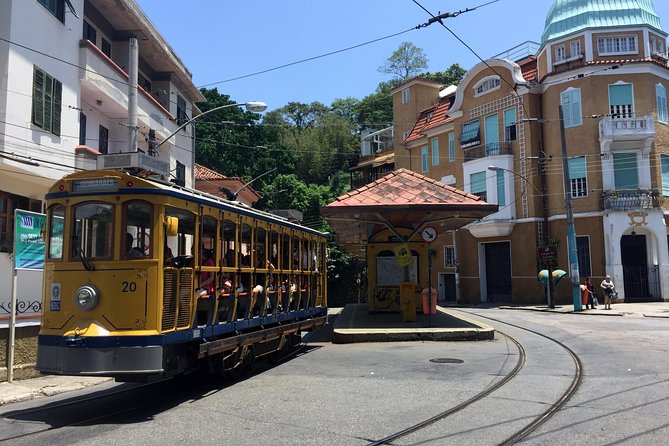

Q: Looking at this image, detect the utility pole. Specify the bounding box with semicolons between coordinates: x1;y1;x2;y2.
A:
128;37;139;152
558;105;582;311
538;152;555;308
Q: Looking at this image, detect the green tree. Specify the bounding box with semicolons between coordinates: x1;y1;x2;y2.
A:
378;41;428;80
423;63;467;86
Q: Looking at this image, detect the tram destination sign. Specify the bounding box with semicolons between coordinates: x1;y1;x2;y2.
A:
537;245;558;262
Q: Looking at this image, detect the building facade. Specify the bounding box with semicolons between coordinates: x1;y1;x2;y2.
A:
393;0;669;304
0;0;203;374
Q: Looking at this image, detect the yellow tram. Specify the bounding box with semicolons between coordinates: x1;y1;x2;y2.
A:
36;164;328;381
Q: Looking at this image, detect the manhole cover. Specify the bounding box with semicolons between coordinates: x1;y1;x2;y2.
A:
429;358;463;364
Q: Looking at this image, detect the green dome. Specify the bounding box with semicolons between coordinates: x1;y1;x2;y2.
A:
542;0;664;44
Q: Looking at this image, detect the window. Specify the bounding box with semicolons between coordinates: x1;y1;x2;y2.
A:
470;171;487;201
597;35;637;55
609;83;633;118
73;202;114;259
138;73;152;93
377;250;418;285
174;161;186;186
32;66;62;136
461;120;481;148
123;201;153;259
101;38;111;58
661;155;669;196
484;114;499;146
47;205;65;260
448;132;455;162
421;146;429;173
496;169;505;206
83;20;96;44
570;40;581;58
176;95;188;126
401;88;409;104
576;236;592;278
555;45;566;62
560;88;582;128
568;156;587;198
613;153;638;189
474;76;501;96
503;108;516;142
431;138;439;166
443;245;456;267
79;112;86;145
657;84;668;124
38;0;65;23
651;36;665;55
98;125;108;154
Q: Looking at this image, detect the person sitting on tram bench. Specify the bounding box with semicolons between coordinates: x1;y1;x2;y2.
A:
126;233;145;258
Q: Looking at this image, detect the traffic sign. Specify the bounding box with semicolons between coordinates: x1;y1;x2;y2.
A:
421;226;437;243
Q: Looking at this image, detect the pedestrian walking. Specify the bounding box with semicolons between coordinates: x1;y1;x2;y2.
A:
581;276;596;309
600;274;615;310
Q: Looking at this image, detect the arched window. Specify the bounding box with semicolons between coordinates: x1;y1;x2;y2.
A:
473;76;501;96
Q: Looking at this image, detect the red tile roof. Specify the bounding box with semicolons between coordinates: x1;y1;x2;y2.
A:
326;168;487;208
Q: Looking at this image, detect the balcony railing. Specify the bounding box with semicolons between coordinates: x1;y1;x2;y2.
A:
599;115;655;141
601;189;663;211
463;142;513;162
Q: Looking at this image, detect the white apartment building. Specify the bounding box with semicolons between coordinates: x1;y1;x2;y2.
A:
0;0;204;327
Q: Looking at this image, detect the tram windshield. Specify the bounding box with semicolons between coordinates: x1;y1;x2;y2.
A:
72;202;113;260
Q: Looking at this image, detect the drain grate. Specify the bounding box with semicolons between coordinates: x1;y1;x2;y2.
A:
429;358;464;364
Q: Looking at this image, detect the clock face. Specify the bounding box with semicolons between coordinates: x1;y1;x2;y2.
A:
421;226;437;242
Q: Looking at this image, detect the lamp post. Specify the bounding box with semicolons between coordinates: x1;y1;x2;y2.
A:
154;101;267;151
230;167;278;201
558;105;582;311
487;165;555;308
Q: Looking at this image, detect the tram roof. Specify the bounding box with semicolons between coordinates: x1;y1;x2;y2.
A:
321;168;498;253
46;169;326;237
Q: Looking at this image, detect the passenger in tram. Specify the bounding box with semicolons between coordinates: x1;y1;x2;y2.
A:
126;233;145;258
224;249;236;267
196;248;215;298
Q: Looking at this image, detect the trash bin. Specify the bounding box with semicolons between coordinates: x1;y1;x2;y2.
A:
422;287;437;315
400;282;416;322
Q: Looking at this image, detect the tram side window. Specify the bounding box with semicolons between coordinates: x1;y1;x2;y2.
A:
123;201;152;259
270;231;279;269
47;205;64;260
221;219;236;267
255;227;267;268
165;206;195;259
281;232;290;270
240;223;252;267
201;216;217;264
73;202;113;259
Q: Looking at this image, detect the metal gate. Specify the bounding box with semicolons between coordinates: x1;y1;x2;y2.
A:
622;265;661;301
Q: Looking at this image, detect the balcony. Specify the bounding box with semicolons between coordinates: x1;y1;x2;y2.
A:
602;189;663;211
599;115;655;154
463;142;513;162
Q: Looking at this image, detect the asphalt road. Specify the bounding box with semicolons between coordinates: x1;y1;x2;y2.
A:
1;309;668;445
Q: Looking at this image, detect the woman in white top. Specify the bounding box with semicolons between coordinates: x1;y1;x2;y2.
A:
600;274;615;310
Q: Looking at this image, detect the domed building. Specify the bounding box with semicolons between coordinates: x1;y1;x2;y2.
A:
379;0;669;305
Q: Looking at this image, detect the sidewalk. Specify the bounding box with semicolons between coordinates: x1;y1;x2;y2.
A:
0;375;112;406
498;301;669;318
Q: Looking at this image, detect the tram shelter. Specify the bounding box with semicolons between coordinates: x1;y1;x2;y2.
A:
322;169;497;313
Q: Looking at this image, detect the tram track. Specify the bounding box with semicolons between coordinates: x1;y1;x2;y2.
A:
367;312;583;446
0;324;325;444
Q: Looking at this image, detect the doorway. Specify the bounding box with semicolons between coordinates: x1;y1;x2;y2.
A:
438;273;457;303
621;234;660;301
485;242;512;303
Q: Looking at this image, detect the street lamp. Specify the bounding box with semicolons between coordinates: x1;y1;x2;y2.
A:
230;167;277;201
488;165;555;309
154;101;267;151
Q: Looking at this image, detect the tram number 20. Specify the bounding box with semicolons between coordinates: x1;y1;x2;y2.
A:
122;281;137;292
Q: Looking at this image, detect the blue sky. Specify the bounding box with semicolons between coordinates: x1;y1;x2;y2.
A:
136;0;669;113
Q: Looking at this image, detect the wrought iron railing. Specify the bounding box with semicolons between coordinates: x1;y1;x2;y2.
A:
463;142;513;162
601;189;663;211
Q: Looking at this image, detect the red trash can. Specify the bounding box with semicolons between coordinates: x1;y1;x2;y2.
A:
421;287;437;315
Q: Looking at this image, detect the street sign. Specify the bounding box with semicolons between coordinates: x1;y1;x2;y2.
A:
421;226;437;243
537;245;558;262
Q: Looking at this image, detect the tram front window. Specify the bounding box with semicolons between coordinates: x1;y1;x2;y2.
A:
73;202;113;260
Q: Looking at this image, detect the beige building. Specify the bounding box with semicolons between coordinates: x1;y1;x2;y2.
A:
386;0;669;304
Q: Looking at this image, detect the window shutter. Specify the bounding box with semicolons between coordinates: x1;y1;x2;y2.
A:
470;171;486;194
661;155;669;196
568;156;586;180
569;89;582;126
53;79;62;136
496;170;505;206
32;68;45;128
44;75;53;133
613;153;638;189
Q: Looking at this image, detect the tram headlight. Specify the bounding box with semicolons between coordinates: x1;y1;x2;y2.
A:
74;285;100;311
